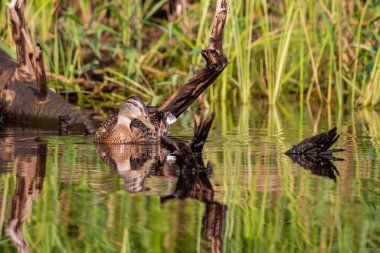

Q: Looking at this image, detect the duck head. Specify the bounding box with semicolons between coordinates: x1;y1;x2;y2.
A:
117;96;155;130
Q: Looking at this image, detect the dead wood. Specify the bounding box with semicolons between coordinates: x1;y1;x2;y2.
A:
159;0;229;118
6;0;35;82
0;80;95;132
0;0;95;133
28;44;48;100
190;111;215;153
0;49;16;90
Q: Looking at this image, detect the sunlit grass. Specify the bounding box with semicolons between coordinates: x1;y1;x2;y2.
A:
0;1;380;109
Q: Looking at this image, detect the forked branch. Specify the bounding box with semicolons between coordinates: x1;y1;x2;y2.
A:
159;0;229;118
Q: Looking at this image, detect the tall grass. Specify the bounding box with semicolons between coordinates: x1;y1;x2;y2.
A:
0;0;380;108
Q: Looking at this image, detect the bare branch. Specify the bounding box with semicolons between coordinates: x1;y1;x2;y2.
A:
7;0;48;100
159;0;229;118
208;0;228;52
6;0;34;81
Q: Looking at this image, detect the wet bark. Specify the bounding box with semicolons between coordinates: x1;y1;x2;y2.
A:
0;0;95;133
159;0;229;118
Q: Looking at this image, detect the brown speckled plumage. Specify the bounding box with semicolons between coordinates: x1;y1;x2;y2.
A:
93;0;229;144
95;113;216;192
94;97;171;144
95;142;167;192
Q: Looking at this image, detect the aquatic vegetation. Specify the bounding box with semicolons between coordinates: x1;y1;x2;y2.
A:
1;2;379;252
0;104;379;252
1;1;379;110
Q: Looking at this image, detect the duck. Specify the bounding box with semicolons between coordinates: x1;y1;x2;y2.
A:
93;93;218;145
95;112;216;193
94;96;171;143
94;0;228;144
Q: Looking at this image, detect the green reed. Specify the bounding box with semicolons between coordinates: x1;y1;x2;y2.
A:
1;1;380;108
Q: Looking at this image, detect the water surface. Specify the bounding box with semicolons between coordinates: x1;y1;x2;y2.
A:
0;104;379;253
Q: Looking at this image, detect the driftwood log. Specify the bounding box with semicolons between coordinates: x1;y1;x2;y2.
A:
0;0;228;133
0;0;95;133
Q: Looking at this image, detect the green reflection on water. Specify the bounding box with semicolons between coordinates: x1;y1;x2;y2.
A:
0;103;379;253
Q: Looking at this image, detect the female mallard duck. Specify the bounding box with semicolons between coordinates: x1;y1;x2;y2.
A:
94;96;170;143
96;112;215;194
95;0;228;144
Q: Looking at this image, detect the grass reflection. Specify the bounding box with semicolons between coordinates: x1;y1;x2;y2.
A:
0;104;379;252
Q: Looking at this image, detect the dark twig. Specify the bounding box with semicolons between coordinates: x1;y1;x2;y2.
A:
190;112;216;154
285;127;344;155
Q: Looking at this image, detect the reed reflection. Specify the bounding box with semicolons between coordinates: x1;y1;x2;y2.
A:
160;136;227;253
97;113;227;252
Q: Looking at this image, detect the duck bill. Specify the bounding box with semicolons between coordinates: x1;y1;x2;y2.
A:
139;115;155;130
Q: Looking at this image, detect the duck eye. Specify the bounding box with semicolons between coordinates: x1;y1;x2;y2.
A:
145;115;148;119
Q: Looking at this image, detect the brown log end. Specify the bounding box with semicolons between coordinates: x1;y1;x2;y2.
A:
0;81;95;133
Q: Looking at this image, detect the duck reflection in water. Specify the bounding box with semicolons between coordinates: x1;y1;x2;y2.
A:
96;143;166;192
97;112;227;253
96;112;216;193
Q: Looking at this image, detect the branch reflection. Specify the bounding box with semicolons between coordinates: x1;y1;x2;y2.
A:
286;153;343;181
6;142;47;253
97;113;226;253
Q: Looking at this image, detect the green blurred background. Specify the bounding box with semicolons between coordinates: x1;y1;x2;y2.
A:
1;0;380;113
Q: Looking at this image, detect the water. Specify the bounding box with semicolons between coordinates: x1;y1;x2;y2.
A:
0;104;379;253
